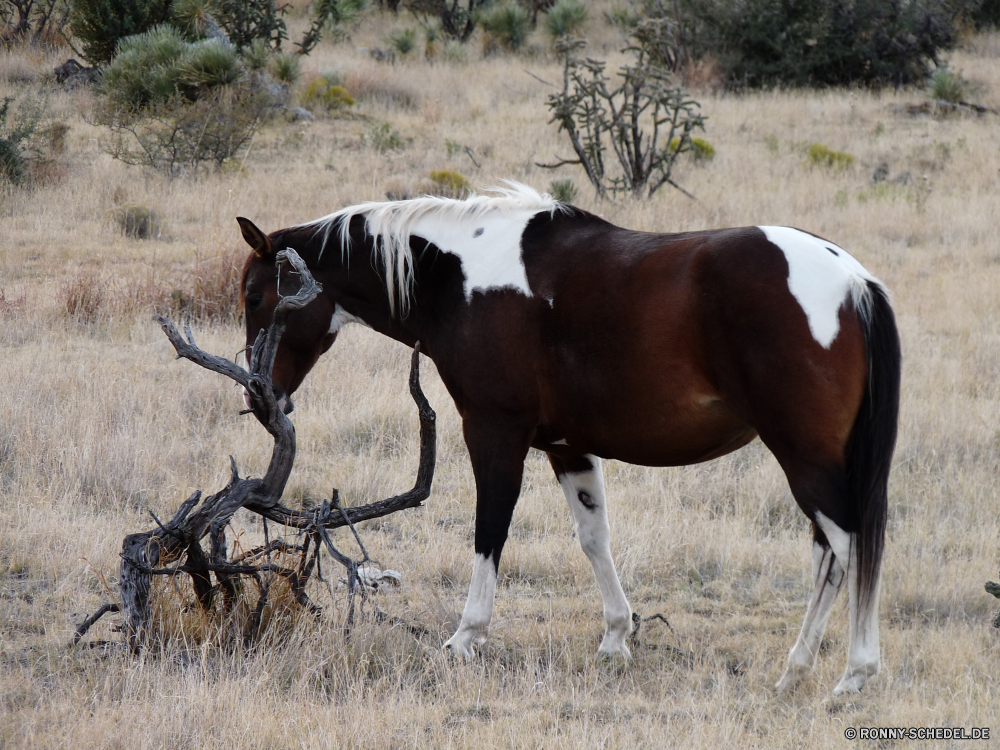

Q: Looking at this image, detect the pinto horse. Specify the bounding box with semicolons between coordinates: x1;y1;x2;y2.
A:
237;183;900;696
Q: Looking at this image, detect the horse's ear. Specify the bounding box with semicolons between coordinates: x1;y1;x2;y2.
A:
237;217;273;258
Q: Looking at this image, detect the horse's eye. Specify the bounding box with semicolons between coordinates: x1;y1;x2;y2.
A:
247;295;263;309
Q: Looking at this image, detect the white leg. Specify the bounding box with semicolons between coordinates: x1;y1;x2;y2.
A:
553;455;632;657
775;540;846;693
443;553;497;658
815;512;881;695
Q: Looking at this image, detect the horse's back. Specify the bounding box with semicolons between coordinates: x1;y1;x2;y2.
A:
526;215;870;467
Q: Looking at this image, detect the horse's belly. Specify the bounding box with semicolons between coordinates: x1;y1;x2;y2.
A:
543;393;758;467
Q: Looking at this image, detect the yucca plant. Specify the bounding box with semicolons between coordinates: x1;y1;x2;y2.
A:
242;38;271;71
544;0;587;39
482;2;531;52
270;51;302;85
387;27;417;57
928;66;966;103
177;39;244;90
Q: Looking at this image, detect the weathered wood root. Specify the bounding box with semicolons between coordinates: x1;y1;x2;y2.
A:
106;248;436;652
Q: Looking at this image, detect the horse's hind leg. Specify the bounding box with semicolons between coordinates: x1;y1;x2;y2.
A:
814;511;881;695
775;529;846;693
548;453;633;657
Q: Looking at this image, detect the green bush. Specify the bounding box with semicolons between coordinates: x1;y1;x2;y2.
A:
70;0;173;65
387;27;417;56
429;169;471;197
101;26;244;110
171;0;222;41
212;0;287;51
301;77;355;111
270;51;301;84
807;143;854;169
928;66;966;103
670;135;715;161
674;0;960;88
482;3;531;52
549;177;578;203
0;96;49;187
544;0;587;39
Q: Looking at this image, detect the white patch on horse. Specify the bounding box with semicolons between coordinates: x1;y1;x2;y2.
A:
814;510;881;695
759;226;881;348
443;552;497;658
327;304;368;335
300;182;566;315
556;456;632;657
776;540;846;693
410;209;537;301
552;439;568;446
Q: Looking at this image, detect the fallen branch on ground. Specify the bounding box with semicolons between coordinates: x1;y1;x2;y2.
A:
73;248;436;650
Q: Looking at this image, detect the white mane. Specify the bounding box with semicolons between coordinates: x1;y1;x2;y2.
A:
301;181;564;316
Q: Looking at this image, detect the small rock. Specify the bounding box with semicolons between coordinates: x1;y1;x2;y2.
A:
891;171;913;186
872;161;889;184
288;107;315;122
54;58;101;88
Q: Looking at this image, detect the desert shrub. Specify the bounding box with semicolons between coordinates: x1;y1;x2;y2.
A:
673;0;961;88
543;36;705;199
481;2;531;52
386;27;417;56
171;0;227;41
2;0;72;45
404;0;488;42
0;95;49;187
549;177;577;203
928;66;967;103
543;0;586;39
363;121;406;149
807;143;854;169
270;50;301;84
212;0;287;50
100;85;270;174
301;76;355;111
670;135;714;160
429;168;470;197
242;38;270;71
69;0;173;64
297;0;368;54
108;204;161;238
101;26;245;110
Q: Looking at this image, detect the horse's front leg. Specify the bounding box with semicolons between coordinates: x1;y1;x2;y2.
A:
443;417;532;658
548;453;632;658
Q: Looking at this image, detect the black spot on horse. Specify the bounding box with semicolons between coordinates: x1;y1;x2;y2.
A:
474;227;484;238
577;490;597;510
827;247;839;257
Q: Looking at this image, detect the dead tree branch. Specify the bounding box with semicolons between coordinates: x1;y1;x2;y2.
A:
100;248;436;652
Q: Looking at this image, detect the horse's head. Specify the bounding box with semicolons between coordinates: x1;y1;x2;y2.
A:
238;217;340;414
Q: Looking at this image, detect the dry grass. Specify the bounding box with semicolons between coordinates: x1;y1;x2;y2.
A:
2;14;1000;749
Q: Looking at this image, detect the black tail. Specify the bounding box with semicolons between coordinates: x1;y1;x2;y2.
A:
849;280;901;611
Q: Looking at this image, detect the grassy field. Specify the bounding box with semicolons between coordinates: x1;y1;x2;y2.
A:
2;11;1000;748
